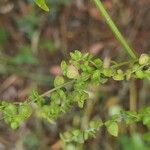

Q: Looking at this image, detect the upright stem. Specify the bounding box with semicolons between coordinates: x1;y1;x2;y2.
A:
93;0;137;59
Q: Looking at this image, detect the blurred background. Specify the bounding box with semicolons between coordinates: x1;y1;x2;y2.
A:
0;0;150;149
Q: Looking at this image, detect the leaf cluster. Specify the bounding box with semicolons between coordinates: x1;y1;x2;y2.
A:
0;50;150;143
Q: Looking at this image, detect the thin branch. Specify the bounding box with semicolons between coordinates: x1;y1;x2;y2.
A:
40;80;75;97
93;0;137;59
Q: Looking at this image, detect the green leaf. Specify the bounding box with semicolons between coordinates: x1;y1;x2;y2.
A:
135;70;145;79
4;104;17;116
92;70;100;80
72;130;84;143
50;91;61;105
106;121;118;137
73;90;88;108
11;121;19;129
18;104;32;118
70;50;82;61
61;61;68;76
75;50;82;58
103;68;113;77
113;74;124;81
91;70;101;85
66;65;79;79
60;131;73;142
28;90;44;104
93;58;103;67
89;119;103;130
34;0;49;12
54;76;65;87
70;52;77;60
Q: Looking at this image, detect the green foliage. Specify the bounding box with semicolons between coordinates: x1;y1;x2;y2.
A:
34;0;49;11
1;102;32;129
60;119;103;143
105;121;119;137
0;51;149;144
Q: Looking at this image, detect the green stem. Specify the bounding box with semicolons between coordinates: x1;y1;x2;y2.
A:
93;0;137;59
40;80;75;97
111;61;131;69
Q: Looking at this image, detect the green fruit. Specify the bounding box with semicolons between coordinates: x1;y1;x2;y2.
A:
139;53;149;65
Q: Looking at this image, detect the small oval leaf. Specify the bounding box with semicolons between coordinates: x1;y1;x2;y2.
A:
106;122;118;137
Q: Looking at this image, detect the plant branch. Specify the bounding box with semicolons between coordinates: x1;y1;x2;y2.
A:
40;80;75;97
93;0;137;59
